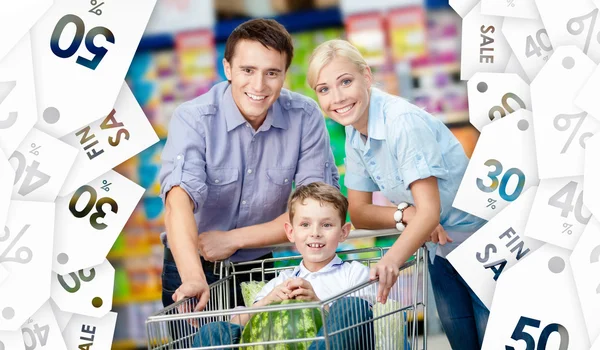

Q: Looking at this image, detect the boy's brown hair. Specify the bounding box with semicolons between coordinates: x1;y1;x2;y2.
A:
224;18;294;70
288;182;348;225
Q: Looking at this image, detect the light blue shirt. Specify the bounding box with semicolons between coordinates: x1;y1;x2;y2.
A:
159;81;339;262
344;88;486;258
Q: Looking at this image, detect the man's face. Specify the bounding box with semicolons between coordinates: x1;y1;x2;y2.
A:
223;40;287;128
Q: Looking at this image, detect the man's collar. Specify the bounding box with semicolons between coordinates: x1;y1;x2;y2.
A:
222;84;289;132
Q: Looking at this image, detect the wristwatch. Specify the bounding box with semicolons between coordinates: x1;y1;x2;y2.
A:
394;202;411;231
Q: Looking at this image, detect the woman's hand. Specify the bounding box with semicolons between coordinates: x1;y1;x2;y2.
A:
287;278;320;302
370;256;400;304
430;224;453;245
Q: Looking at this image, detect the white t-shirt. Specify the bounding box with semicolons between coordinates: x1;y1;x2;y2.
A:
253;255;371;304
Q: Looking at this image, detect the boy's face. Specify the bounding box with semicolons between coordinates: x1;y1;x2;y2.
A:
223;39;287;128
284;198;351;272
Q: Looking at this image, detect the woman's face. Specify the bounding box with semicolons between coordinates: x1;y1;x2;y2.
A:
314;56;372;128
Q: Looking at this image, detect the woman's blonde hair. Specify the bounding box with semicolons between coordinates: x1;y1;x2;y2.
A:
307;39;369;89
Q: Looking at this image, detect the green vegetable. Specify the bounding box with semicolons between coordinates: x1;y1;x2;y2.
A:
241;299;324;349
240;281;267;308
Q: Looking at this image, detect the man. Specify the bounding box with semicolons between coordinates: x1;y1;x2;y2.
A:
159;18;339;317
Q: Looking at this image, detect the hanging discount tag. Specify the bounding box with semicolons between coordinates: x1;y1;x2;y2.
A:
575;63;600;123
584;134;600;219
0;329;25;350
502;16;554;82
570;217;600;345
62;312;117;350
594;337;600;350
535;0;600;63
53;170;144;274
0;149;14;237
0;34;37;157
8;128;78;202
50;259;114;318
0;0;52;62
0;264;6;286
0;201;55;331
481;0;540;19
31;0;158;137
482;244;590;350
530;46;600;179
450;0;480;18
59;83;158;196
20;302;67;350
453;109;539;220
504;53;530;83
448;187;543;309
460;2;512;80
48;300;71;333
524;176;592;250
467;72;531;131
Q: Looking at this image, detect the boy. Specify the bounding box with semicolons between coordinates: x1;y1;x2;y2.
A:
193;182;374;349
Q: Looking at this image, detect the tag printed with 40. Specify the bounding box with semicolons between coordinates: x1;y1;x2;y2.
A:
53;170;144;275
453;109;539;220
9;128;78;202
31;0;158;137
20;302;66;350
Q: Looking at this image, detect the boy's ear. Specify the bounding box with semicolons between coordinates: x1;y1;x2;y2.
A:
223;58;232;81
284;221;295;243
339;222;352;242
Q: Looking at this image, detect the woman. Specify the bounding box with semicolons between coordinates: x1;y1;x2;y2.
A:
307;39;489;349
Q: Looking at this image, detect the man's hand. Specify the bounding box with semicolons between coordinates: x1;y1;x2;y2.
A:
370;256;400;304
287;278;320;302
172;280;210;312
429;224;453;245
197;230;238;261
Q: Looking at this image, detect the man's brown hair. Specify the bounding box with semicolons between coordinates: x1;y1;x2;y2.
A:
288;182;348;225
224;18;294;70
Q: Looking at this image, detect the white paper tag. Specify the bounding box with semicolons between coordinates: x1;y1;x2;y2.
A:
62;312;117;350
481;0;540;19
0;0;52;62
583;134;600;220
20;302;67;350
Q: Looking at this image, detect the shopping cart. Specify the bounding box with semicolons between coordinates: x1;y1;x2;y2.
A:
146;231;428;350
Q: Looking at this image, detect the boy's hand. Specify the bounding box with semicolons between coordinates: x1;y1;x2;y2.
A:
259;279;294;305
370;256;400;304
429;224;453;245
287;278;320;302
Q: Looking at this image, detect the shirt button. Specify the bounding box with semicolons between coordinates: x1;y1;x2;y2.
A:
246;123;250;128
247;169;253;174
284;178;288;183
214;180;220;184
325;162;329;167
370;161;375;165
376;176;381;180
416;154;422;160
176;155;182;160
242;200;247;205
381;185;385;189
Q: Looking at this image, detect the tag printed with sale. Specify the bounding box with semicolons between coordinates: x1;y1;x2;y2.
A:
502;16;554;82
0;0;52;62
481;0;540;19
584;134;600;219
524;176;592;250
59;82;158;196
460;2;512;80
8;128;78;202
575;62;600;123
535;0;600;63
31;0;158;137
570;217;600;344
48;300;71;333
20;302;66;350
53;170;144;274
448;187;543;309
467;72;531;131
0;329;25;350
0;201;55;331
0;33;37;157
62;312;117;350
0;149;15;238
530;46;600;179
453;109;539;220
482;244;590;350
449;0;479;18
50;259;114;318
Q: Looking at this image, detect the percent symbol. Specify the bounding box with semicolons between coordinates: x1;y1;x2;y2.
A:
486;198;497;209
0;225;32;264
100;180;111;192
554;112;594;153
29;143;41;156
89;0;104;16
506;0;515;7
562;223;573;235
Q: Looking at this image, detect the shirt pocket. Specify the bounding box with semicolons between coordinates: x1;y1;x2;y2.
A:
264;167;295;209
381;168;404;192
205;167;239;208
